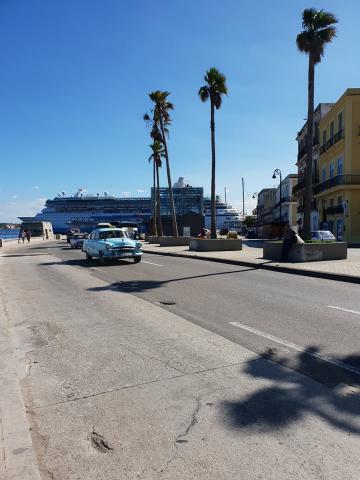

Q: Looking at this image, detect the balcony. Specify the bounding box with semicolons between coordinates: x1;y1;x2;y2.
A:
313;174;360;195
297;147;306;161
297;200;317;214
319;129;344;155
326;204;345;215
293;179;305;195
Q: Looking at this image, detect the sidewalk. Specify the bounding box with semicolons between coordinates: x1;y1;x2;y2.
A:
1;242;360;479
142;240;360;284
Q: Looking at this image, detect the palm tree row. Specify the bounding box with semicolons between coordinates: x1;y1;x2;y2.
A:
144;68;228;239
144;8;337;241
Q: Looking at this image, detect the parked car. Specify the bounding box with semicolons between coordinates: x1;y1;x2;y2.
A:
70;233;89;249
311;230;336;241
66;228;80;243
245;229;258;239
82;228;143;263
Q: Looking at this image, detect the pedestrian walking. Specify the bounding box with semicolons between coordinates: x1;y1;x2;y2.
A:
281;225;297;261
21;230;26;244
26;230;31;243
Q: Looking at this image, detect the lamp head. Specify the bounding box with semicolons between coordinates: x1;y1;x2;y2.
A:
272;174;276;179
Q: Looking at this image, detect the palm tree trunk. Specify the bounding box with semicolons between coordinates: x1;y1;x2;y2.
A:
210;100;216;239
158;113;178;237
152;159;157;236
156;162;163;236
303;51;315;240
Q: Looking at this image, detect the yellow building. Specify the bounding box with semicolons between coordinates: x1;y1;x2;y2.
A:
315;89;360;244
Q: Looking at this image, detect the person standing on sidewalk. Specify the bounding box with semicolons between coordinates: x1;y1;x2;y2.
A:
26;230;31;243
20;230;26;244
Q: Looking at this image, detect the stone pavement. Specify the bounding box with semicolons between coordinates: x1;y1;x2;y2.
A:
142;239;360;283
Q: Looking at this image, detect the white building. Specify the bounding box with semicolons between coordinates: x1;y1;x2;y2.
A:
272;174;298;227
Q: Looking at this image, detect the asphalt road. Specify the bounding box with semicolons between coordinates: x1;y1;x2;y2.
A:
36;241;360;387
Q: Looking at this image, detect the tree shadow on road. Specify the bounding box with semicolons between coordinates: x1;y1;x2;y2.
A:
221;346;360;434
86;267;257;293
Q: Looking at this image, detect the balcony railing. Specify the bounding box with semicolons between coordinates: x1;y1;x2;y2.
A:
319;129;344;155
326;205;345;215
313;174;360;195
293;180;305;195
297;200;317;214
297;148;306;161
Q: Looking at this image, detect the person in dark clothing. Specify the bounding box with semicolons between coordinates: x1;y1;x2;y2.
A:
281;225;297;261
26;230;31;243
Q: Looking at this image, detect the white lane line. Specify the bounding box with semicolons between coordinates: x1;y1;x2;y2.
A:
327;305;360;316
229;321;360;376
142;260;164;267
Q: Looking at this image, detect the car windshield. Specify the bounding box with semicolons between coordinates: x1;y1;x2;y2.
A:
99;230;128;240
74;234;86;239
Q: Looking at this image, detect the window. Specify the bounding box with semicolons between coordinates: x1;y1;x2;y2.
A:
322;130;327;145
330;121;334;138
329;163;335;178
337;195;343;205
330;198;334;207
337;157;343;175
338;112;343;130
322;166;326;182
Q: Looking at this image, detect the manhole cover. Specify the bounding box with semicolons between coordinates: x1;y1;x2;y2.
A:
158;301;176;306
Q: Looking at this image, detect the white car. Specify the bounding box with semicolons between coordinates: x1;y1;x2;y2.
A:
311;230;336;241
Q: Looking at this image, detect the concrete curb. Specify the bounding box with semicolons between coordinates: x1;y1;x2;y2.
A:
144;248;360;285
0;290;42;480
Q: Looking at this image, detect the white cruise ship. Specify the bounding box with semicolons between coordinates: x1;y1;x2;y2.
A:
203;196;244;232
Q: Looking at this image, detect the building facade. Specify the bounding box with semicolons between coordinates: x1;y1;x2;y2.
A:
257;188;276;238
294;103;333;231
314;89;360;244
272;174;298;227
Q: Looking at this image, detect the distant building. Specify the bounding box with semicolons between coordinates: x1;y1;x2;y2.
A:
19;221;53;238
272;174;298;227
257;188;276;238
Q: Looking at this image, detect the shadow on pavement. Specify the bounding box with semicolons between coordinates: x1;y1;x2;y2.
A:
221;346;360;434
86;267;257;293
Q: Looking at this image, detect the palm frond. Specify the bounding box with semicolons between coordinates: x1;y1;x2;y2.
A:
198;86;209;102
297;8;338;63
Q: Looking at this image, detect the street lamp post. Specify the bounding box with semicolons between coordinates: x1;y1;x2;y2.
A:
272;169;282;239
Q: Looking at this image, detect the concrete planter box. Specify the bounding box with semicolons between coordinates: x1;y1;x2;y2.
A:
263;241;348;262
159;236;190;247
189;238;242;252
148;236;161;244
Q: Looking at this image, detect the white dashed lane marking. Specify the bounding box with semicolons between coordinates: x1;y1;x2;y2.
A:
327;305;360;316
229;321;360;376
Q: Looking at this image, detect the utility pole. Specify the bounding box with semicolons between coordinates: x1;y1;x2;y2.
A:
242;178;245;216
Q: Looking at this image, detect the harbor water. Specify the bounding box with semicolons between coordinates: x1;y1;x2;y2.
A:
0;228;20;239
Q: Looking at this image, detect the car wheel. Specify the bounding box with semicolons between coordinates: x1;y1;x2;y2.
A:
86;252;92;260
133;256;141;264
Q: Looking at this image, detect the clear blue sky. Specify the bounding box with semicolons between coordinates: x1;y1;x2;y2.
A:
0;0;359;221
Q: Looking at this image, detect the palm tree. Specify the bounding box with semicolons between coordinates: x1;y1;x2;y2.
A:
148;141;165;236
297;8;338;240
198;68;228;239
149;91;178;237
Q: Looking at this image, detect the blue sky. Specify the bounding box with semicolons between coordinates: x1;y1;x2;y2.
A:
0;0;359;221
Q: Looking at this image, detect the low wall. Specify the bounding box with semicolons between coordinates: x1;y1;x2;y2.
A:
148;236;160;244
263;241;348;262
189;238;242;252
159;236;190;247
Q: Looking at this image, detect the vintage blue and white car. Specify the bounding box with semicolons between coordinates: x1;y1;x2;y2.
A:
82;228;143;263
